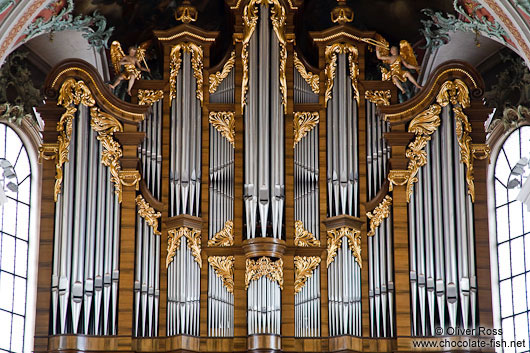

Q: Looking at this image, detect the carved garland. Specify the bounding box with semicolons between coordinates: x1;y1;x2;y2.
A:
209;50;236;93
208;256;235;293
245;257;283;290
327;227;362;268
166;227;202;268
135;194;161;235
366;195;392;237
293;52;319;94
138;89;164;106
208;220;234;247
293;112;319;148
209;112;235;146
169;42;203;105
294;256;321;294
294;220;320;247
365;90;391;106
241;0;287;111
324;43;360;106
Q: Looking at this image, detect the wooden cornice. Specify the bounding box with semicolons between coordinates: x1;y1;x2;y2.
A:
366;179;390;212
139;179;164;212
43;59;150;124
378;60;485;125
322;215;364;231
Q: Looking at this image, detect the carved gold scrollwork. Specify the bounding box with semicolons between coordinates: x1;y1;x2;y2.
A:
241;0;287;111
138;89;164;106
169;42;203;105
209;112;235;146
135;194;161;235
365;90;391;106
208;220;234;247
327;227;361;268
388;170;411;191
166;226;202;268
366;195;392;237
245;257;283;290
293;112;319;148
55;78;96;201
38;143;59;163
294;220;321;247
209;50;236;93
324;43;360;106
294;256;321;294
175;0;198;23
119;170;141;190
294;52;319;94
472;143;490;161
208;256;235;293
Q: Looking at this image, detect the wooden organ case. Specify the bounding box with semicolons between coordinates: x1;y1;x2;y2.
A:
35;1;494;352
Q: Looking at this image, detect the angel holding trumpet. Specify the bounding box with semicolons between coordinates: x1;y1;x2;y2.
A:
376;40;422;95
108;41;151;96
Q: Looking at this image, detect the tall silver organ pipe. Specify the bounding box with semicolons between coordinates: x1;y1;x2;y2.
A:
294;265;321;337
294;69;318;104
139;100;163;200
51;104;120;335
167;50;202;336
210;68;235;104
244;5;285;239
247;276;282;335
366;101;394;337
408;105;476;336
207;261;234;336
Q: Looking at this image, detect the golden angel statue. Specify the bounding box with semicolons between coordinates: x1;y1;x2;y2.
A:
376;40;422;94
108;41;150;96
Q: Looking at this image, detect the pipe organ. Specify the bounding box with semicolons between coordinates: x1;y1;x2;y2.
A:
35;1;494;352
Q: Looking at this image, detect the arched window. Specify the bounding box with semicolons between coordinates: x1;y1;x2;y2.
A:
0;122;36;353
491;125;530;349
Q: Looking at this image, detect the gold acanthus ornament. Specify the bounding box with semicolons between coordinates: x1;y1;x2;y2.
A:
241;0;287;111
175;0;198;23
209;50;236;93
166;227;202;268
366;195;392;237
135;195;161;235
169;42;203;105
208;256;235;293
245;257;284;290
38;143;59;163
293;52;319;94
365;90;391;106
324;43;360;106
294;256;321;294
331;0;354;24
208;220;234;247
55;78;96;201
327;227;362;268
293;112;319;148
209;112;235;146
294;220;321;247
118;170;141;190
138;89;164;106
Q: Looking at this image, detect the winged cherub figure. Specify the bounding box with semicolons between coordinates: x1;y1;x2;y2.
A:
108;41;150;96
376;40;422;94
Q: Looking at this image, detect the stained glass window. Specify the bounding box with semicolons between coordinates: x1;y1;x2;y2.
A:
0;123;32;353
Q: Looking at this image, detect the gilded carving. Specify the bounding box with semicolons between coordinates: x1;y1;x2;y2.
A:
472;143;490;161
135;194;161;235
388;170;411;191
327;227;362;268
294;256;321;294
245;257;283;290
169;42;203;105
366;195;392;237
294;220;320;247
208;220;234;247
167;226;202;268
208;256;235;293
293;112;319;148
209;50;236;93
38;143;58;163
175;0;198;23
365;90;391;106
138;89;164;106
293;52;319;94
324;43;360;106
209;112;235;146
118;170;141;190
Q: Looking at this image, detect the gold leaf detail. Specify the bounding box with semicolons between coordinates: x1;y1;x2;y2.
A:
365;90;391;106
208;256;235;293
294;52;319;94
119;170;141;190
209;111;235;146
170;43;203;105
436;79;470;108
388;170;411;191
366;195;392;237
138;89;164;106
208;220;234;247
135;194;161;235
293;112;319;148
453;106;475;201
294;220;320;247
294;256;321;294
209;51;236;93
167;226;202;268
327;227;362;268
245;257;283;290
325;43;360;106
38;143;58;163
